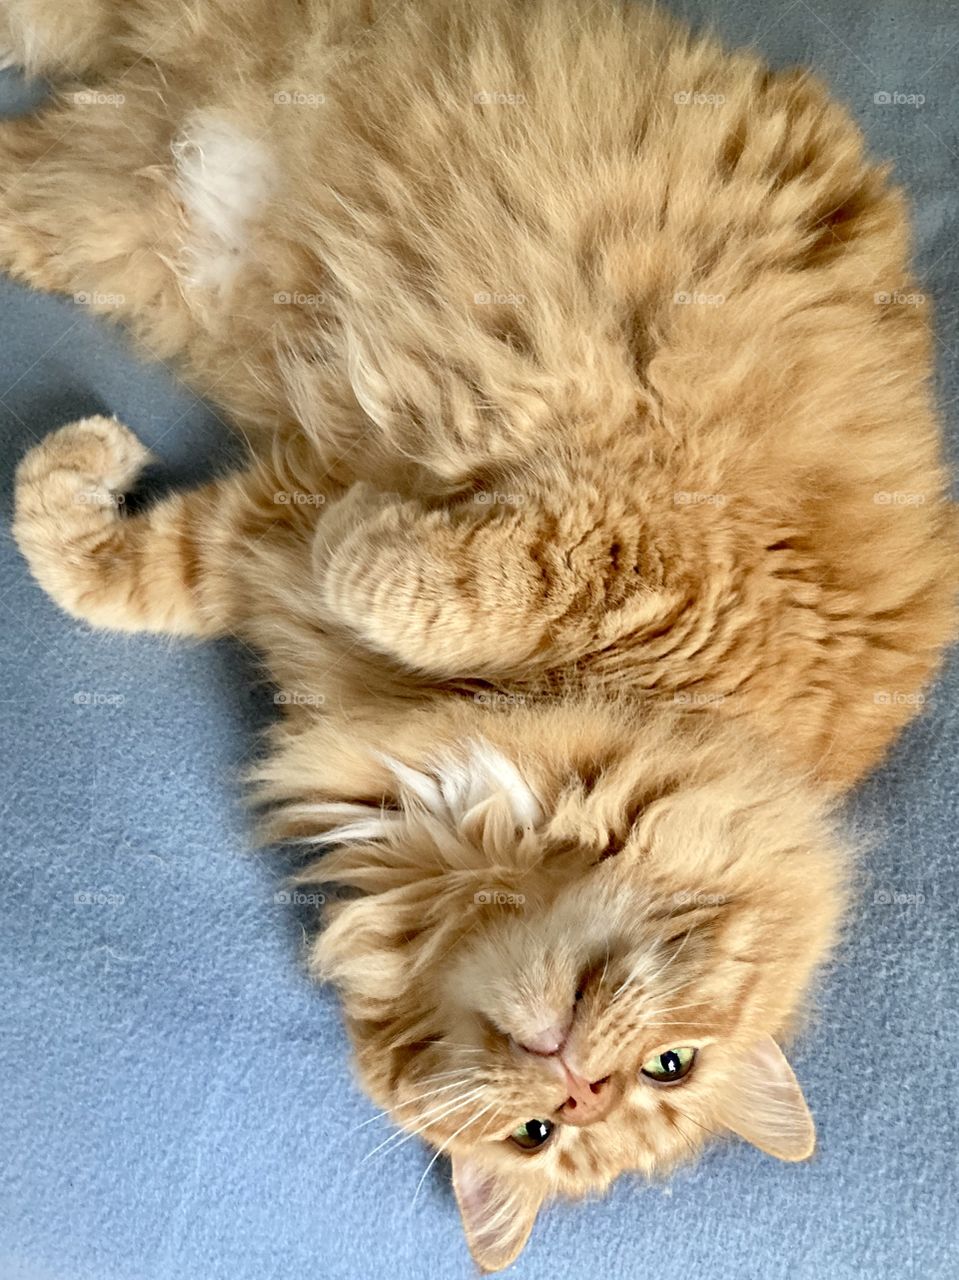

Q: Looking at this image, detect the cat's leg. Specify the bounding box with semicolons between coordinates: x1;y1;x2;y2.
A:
12;416;240;636
312;484;660;682
0;73;286;419
0;88;189;328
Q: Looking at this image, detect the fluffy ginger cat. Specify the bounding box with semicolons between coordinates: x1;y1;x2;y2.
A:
6;0;957;1267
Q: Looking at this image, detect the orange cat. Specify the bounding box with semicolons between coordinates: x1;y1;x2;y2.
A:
7;0;957;1267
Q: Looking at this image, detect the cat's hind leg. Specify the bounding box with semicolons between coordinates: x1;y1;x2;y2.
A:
0;87;187;327
13;416;234;636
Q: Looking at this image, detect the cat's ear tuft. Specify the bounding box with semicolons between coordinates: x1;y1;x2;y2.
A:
452;1153;544;1271
714;1034;816;1161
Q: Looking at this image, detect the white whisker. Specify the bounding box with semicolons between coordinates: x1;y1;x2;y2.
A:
362;1087;487;1163
410;1100;497;1209
355;1076;475;1130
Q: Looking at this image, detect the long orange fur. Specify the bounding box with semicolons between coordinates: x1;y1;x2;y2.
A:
6;0;957;1267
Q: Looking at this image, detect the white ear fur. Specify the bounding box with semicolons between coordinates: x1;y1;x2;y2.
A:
379;741;544;831
290;741;543;849
452;1153;543;1272
715;1034;816;1161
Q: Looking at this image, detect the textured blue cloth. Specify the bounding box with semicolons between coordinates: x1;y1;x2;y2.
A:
1;5;957;1278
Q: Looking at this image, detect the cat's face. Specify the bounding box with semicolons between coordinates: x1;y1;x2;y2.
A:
305;719;846;1270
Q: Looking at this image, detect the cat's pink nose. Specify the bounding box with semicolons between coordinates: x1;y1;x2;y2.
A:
517;1019;571;1057
559;1070;623;1126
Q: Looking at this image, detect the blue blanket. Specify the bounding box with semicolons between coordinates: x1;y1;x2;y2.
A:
1;4;957;1277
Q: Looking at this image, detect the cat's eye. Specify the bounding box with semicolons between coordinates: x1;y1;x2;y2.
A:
640;1046;697;1085
509;1118;554;1151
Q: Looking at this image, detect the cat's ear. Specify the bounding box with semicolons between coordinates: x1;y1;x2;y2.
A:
452;1153;544;1271
714;1034;816;1161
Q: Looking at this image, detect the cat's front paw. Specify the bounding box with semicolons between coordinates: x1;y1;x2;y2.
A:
13;415;153;619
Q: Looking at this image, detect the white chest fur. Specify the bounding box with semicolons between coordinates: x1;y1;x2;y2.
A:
171;111;276;293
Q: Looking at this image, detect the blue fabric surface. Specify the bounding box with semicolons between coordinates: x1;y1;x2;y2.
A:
1;5;958;1278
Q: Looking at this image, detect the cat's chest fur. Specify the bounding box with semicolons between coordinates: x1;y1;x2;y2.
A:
123;0;955;792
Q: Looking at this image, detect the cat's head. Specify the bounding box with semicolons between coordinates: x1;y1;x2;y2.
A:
283;702;847;1269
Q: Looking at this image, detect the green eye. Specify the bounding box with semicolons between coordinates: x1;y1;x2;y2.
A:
509;1118;554;1151
640;1046;697;1084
